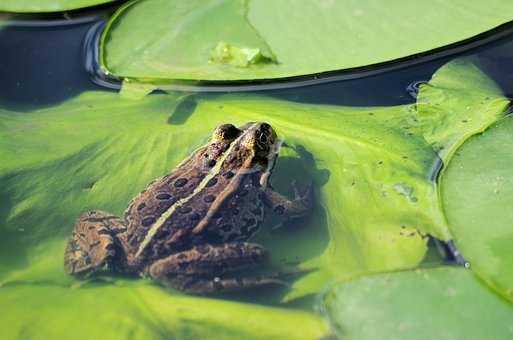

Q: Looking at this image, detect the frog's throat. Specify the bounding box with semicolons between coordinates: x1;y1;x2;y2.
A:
134;123;257;259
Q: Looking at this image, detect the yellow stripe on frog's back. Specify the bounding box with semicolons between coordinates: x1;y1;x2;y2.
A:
134;124;256;259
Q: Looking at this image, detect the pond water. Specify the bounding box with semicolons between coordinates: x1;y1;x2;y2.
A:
2;5;513;340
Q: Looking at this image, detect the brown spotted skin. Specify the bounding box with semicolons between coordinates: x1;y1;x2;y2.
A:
147;242;267;278
64;122;313;294
64;210;126;276
122;136;235;259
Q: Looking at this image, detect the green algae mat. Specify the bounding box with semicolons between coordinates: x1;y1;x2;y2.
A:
1;58;512;339
98;0;513;83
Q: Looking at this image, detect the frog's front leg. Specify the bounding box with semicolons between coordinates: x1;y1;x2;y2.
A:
147;242;284;294
64;210;126;277
263;181;313;219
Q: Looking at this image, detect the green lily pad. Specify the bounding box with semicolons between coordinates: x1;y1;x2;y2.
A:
0;0;117;13
324;267;513;340
0;91;330;338
442;116;513;302
100;0;513;82
0;59;507;338
0;282;328;339
101;0;276;82
0;90;432;294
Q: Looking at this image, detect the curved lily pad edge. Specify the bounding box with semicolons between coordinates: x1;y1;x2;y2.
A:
439;113;513;305
322;265;513;340
97;0;513;84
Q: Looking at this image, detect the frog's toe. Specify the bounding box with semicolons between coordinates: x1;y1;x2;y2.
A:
292;180;314;203
64;210;124;277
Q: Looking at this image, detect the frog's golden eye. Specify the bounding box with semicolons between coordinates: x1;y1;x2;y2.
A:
256;125;276;147
258;132;269;144
213;124;240;141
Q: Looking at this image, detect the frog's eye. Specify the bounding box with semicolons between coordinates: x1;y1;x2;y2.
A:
256;124;276;147
258;132;269;144
213;124;240;141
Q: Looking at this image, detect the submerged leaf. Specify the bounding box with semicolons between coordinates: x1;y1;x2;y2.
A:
0;90;434;294
325;267;513;340
0;283;328;339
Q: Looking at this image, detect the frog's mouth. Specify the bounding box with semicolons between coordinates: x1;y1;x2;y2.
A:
259;138;283;188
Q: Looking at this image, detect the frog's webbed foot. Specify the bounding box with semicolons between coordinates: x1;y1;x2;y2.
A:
148;242;285;294
263;181;313;221
64;210;125;277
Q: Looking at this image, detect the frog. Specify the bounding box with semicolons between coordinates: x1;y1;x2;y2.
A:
64;122;312;294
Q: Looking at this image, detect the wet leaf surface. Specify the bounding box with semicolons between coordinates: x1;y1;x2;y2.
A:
325;267;513;340
442;116;513;302
101;0;513;81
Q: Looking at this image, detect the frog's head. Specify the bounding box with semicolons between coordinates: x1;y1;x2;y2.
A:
240;122;277;157
209;122;278;176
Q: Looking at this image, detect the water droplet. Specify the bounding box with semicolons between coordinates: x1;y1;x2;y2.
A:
406;80;428;98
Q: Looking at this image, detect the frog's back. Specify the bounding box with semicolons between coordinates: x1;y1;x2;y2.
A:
123;140;232;257
121;122;276;266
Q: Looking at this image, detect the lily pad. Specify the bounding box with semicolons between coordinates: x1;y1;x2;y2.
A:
0;90;432;295
442;116;513;302
101;0;276;82
0;0;117;13
0;91;330;339
0;282;327;339
0;59;507;338
324;267;513;340
100;0;513;81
